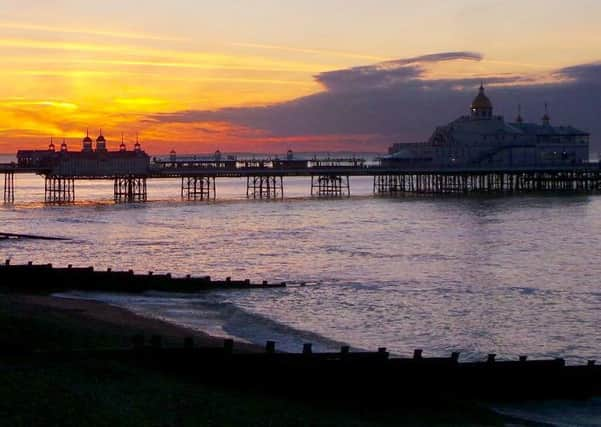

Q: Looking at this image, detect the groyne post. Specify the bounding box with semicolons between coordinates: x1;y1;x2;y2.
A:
223;339;234;355
303;343;313;355
151;335;162;349
132;334;145;350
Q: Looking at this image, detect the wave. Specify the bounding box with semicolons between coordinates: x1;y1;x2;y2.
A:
491;397;601;427
54;291;352;353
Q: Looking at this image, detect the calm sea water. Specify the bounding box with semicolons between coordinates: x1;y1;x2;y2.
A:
2;156;601;368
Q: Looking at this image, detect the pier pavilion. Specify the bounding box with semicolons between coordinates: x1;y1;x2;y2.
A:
384;84;590;169
16;132;150;202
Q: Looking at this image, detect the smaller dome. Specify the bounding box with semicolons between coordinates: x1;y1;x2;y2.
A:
96;135;106;142
471;84;492;110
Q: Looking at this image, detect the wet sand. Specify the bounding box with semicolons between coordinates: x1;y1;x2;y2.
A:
3;293;262;352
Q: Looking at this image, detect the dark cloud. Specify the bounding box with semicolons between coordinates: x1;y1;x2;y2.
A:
149;52;601;153
556;62;601;82
315;51;483;92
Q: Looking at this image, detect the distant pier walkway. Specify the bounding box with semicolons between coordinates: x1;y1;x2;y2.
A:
3;156;601;203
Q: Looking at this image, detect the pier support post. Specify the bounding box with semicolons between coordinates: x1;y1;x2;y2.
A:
44;176;75;203
3;172;14;203
181;176;215;201
114;175;147;203
374;175;402;194
246;175;283;199
311;175;350;197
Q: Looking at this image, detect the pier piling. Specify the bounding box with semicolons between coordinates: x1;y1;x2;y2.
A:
114;175;147;203
373;170;601;195
3;171;14;203
181;176;215;201
246;175;283;199
311;175;350;197
45;176;75;203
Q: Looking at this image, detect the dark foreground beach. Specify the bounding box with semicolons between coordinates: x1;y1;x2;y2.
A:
0;292;510;426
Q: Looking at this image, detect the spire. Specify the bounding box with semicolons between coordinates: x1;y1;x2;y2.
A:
134;132;141;151
120;132;126;151
542;102;550;125
516;104;523;123
49;136;55;152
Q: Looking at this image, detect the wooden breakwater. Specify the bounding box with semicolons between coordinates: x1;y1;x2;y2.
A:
0;261;286;292
130;340;601;402
5;336;600;403
0;232;70;241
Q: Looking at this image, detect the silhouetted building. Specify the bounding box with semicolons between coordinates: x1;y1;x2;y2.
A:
17;132;150;176
384;84;590;168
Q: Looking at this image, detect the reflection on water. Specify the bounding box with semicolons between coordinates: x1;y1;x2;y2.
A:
2;172;601;364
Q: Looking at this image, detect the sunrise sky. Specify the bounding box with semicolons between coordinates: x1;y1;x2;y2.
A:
1;0;600;154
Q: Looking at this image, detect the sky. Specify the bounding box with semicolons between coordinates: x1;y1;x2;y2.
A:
0;0;600;154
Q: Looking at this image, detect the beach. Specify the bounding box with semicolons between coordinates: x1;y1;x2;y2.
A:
3;293;260;352
0;290;511;426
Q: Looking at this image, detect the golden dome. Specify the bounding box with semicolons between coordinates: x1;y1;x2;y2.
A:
471;83;492;110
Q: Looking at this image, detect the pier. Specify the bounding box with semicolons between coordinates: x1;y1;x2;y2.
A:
3;152;601;203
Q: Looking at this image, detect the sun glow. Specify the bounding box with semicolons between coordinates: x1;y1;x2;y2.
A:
1;1;600;154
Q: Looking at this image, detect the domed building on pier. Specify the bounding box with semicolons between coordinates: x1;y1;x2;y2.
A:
385;84;590;168
17;131;150;176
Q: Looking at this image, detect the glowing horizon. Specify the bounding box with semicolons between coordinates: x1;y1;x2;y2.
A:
1;1;600;154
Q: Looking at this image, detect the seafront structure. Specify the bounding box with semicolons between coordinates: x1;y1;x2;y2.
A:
384;84;590;169
16;131;150;202
0;84;599;203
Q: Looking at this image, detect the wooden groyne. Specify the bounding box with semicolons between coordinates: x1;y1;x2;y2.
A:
6;336;600;402
0;232;69;241
0;261;286;292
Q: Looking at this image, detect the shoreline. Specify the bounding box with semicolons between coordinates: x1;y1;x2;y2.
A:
2;291;598;425
4;292;262;352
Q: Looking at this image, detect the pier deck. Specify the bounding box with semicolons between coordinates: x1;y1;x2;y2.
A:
3;158;601;203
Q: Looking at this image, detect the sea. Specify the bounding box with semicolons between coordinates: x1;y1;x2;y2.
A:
2;154;601;425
